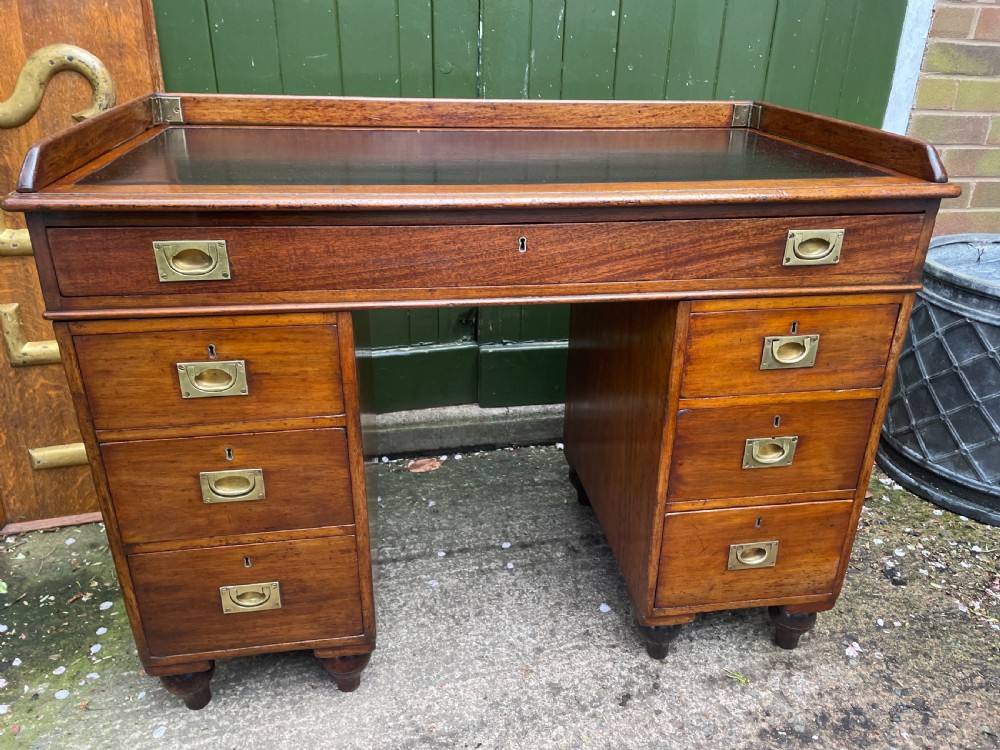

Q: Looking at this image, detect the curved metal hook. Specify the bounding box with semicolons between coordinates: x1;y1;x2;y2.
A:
0;43;116;129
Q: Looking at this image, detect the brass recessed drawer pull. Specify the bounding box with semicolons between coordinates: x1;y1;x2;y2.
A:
783;229;844;266
760;334;820;370
176;359;248;399
728;541;779;570
742;436;798;468
219;582;281;614
200;468;265;504
153;240;231;282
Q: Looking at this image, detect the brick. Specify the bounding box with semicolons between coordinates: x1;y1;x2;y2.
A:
924;41;1000;76
970;180;1000;206
915;77;959;109
954;78;1000;110
943;180;976;208
908;113;991;143
933;209;1000;235
975;8;1000;40
931;6;977;38
940;147;1000;176
988;115;1000;144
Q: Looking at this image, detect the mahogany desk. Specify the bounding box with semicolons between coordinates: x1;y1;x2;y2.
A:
4;94;958;709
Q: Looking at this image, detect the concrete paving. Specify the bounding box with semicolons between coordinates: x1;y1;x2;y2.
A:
0;445;997;749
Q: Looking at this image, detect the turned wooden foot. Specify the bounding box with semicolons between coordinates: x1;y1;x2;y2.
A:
159;663;215;710
636;623;684;660
318;652;372;692
568;466;591;506
769;607;818;650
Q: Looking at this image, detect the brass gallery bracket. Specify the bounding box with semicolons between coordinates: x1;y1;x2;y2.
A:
151;95;183;124
0;303;60;366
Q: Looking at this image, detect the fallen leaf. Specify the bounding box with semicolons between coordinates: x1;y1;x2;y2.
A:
407;458;442;473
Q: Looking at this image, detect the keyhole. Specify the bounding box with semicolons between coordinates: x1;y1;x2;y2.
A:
789;321;799;335
755;516;763;528
207;343;218;360
224;447;234;461
773;415;781;428
243;556;252;568
517;236;527;253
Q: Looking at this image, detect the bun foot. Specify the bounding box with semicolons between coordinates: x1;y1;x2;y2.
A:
160;663;215;710
637;623;684;660
318;652;372;692
769;607;818;650
568;467;591;506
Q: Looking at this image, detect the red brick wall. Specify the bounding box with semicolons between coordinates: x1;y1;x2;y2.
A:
909;1;1000;234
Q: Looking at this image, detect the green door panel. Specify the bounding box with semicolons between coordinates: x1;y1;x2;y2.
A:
154;0;910;412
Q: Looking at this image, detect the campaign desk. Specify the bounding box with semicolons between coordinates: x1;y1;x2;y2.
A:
4;94;958;709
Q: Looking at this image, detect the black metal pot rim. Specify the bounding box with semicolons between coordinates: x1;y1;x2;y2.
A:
925;233;1000;301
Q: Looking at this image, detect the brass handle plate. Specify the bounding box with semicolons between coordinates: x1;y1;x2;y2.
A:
760;334;820;370
728;541;779;570
153;240;231;282
200;468;265;504
742;436;798;469
220;582;281;614
783;229;844;266
176;360;248;399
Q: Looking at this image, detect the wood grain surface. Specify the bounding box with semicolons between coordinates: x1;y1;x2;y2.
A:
74;321;344;430
668;397;878;502
102;428;356;545
47;214;924;300
564;300;679;618
680;298;901;397
129;536;364;657
655;499;853;609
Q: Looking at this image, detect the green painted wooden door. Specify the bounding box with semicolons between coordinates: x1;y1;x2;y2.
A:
153;0;908;413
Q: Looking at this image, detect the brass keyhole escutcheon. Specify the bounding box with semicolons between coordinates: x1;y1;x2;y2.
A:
192;367;235;391
793;237;832;260
168;246;216;275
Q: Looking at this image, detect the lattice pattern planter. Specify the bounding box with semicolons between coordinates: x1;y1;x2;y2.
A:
878;235;1000;526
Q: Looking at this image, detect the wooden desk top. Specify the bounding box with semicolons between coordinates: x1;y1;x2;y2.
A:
4;94;957;214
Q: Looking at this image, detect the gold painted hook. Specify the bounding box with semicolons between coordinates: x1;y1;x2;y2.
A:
1;303;60;366
0;43;116;129
0;227;32;257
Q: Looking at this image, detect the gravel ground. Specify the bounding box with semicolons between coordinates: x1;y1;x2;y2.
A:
0;445;997;749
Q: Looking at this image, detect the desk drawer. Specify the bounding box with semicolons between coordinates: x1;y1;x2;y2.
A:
103;428;355;545
48;214;923;297
129;536;364;657
668;398;877;502
74;323;344;431
655;500;853;609
681;300;900;398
